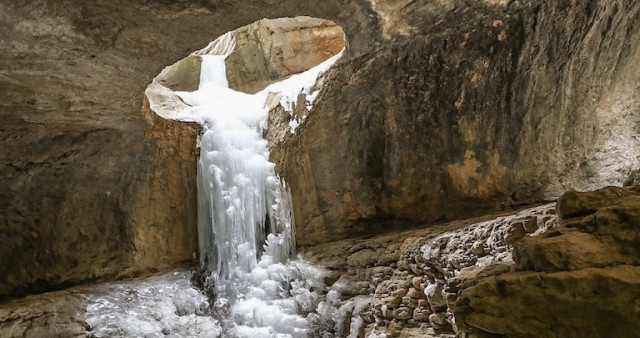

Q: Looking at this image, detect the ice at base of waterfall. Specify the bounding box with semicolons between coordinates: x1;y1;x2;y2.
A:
85;270;222;338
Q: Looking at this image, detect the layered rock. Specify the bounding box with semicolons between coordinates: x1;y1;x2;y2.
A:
0;290;87;338
3;0;640;309
0;0;354;299
276;0;640;246
453;186;640;337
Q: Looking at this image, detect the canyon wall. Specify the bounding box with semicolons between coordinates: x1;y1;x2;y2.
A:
274;0;640;246
0;0;367;299
2;0;640;303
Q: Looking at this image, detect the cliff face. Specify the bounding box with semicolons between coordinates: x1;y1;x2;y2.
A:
0;0;362;299
1;0;640;306
274;0;640;246
0;0;213;299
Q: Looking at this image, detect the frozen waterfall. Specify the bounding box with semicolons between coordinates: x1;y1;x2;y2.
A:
86;32;344;337
173;46;343;336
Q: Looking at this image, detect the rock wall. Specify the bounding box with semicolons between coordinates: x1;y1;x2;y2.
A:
0;0;371;299
2;0;640;306
274;0;640;246
0;0;211;299
224;17;344;93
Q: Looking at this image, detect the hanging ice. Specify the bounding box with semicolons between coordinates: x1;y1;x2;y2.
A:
171;34;343;337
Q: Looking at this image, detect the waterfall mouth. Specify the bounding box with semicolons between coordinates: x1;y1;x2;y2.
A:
143;16;346;337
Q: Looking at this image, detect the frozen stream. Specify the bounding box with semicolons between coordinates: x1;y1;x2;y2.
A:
86;34;345;337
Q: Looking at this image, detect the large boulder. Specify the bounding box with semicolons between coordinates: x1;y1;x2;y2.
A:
454;185;640;337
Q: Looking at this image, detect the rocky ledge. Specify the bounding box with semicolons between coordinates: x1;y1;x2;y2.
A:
302;184;640;337
453;185;640;337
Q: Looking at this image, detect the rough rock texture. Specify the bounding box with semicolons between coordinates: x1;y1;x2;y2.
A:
0;0;366;298
303;204;558;337
146;16;344;121
274;0;640;246
3;0;640;307
224;17;344;94
0;291;87;338
453;185;640;337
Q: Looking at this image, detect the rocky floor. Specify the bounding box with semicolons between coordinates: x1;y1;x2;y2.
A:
3;185;640;337
305;184;640;337
304;203;559;337
0;290;87;338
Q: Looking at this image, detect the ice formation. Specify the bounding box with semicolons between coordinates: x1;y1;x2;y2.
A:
85;270;222;338
86;31;344;338
173;34;343;337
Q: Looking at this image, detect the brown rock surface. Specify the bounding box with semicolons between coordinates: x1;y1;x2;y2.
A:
456;266;640;338
0;0;370;299
225;17;344;93
304;204;558;337
454;186;640;337
556;186;633;218
3;0;640;307
0;0;410;299
0;291;87;338
273;0;640;246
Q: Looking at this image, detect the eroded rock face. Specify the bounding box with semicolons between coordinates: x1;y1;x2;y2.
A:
225;17;344;93
0;290;87;338
273;0;640;246
0;0;364;299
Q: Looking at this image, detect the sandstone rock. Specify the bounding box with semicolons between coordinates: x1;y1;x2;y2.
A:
428;312;448;329
224;17;344;94
556;186;632;219
401;296;418;308
410;277;423;290
274;0;640;246
455;186;640;337
503;222;527;244
4;0;640;304
383;296;402;309
0;0;386;299
393;307;412;320
390;288;407;298
406;287;422;299
513;227;634;272
455;266;640;337
425;283;447;311
0;290;87;338
413;307;431;321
